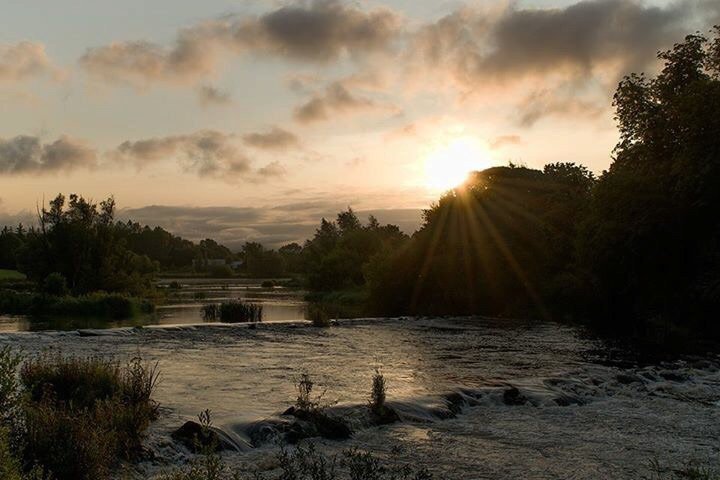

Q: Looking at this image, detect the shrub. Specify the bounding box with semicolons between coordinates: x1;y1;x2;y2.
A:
307;304;331;328
41;272;69;296
261;280;275;289
201;304;219;321
201;301;262;323
0;291;154;319
220;301;262;323
295;373;327;412
0;347;22;423
369;369;386;415
16;353;160;480
207;265;233;278
169;281;182;290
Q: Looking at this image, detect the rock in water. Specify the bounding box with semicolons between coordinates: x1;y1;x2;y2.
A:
503;387;528;406
172;421;238;453
282;408;352;443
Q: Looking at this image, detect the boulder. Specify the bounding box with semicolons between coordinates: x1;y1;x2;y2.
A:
281;407;352;443
172;421;237;453
502;387;527;406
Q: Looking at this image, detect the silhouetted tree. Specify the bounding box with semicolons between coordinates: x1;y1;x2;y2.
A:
577;27;720;333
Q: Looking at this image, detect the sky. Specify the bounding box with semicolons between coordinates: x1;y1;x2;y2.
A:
0;0;717;248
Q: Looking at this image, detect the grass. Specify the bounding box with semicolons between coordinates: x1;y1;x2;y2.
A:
0;290;155;319
0;270;25;281
161;440;432;480
0;349;160;480
201;301;263;323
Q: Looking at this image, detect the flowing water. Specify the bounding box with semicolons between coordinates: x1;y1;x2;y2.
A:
1;317;718;479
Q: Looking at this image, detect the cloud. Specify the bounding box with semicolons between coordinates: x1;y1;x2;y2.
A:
119;203;422;249
489;135;522;149
0;135;97;174
294;81;381;123
410;0;708;90
114;130;255;178
517;90;605;126
243;127;300;150
80;0;400;87
113;130;288;181
0;42;59;84
257;161;286;177
197;85;231;106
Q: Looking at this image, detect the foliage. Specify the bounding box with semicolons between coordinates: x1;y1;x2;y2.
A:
369;369;386;416
0;290;154;319
242;242;285;278
13;194;158;295
41;273;69;296
160;441;432;480
303;209;408;293
576;27;720;334
1;352;160;480
295;373;326;412
366;163;594;317
0;269;26;282
208;264;234;278
202;301;263;322
307;304;331;327
0;347;22;424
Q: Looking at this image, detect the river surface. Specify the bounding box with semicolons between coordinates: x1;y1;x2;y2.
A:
0;278;308;332
1;317;718;479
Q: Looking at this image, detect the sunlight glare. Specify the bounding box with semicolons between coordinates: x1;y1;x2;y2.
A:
424;137;494;191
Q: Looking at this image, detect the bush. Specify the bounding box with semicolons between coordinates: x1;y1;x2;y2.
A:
220;300;262;323
0;291;154;319
14;353;159;480
307;304;331;327
369;369;386;415
261;280;275;288
201;303;219;321
207;265;233;278
41;272;69;296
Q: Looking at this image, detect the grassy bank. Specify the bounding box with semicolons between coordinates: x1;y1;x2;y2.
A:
0;291;154;319
0;270;25;281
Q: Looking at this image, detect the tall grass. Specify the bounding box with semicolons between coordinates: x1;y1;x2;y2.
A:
201;301;263;323
0;349;160;480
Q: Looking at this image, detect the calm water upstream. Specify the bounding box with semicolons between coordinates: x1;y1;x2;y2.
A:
1;317;718;479
0;278;308;332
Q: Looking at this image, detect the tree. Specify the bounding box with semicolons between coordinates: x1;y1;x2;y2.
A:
367;164;594;317
17;194;157;295
577;27;720;332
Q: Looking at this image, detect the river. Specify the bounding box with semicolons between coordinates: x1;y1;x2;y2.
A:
0;316;718;479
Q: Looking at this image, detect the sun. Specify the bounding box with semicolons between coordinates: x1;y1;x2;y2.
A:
424;137;494;191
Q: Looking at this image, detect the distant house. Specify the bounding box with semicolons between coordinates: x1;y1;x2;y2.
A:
230;260;244;270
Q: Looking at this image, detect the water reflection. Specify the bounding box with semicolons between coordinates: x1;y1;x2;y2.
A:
0;278;309;332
